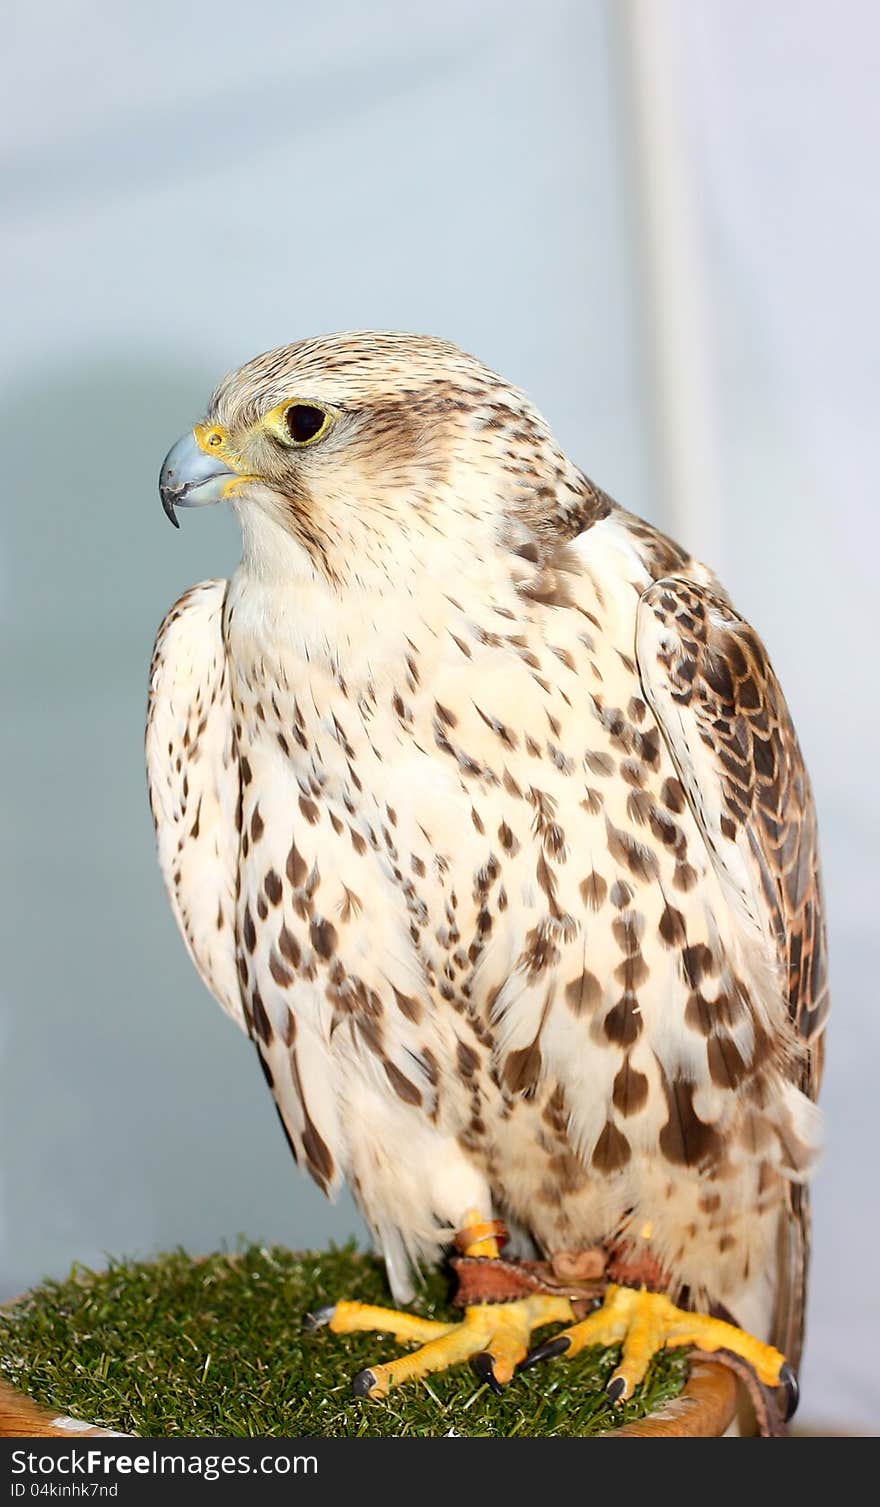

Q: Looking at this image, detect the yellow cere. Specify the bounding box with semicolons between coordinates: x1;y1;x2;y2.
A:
193;422;239;467
191;423;252;498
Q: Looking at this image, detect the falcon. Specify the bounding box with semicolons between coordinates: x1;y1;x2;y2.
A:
147;333;827;1428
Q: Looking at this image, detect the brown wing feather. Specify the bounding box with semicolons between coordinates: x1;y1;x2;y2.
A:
636;575;829;1365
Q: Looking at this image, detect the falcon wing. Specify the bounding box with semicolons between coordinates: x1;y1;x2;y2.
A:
635;574;829;1363
146;579;245;1032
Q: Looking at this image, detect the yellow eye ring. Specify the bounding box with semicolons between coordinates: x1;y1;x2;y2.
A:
262;398;336;450
284;403;331;446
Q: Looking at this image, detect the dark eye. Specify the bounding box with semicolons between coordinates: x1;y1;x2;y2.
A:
285;404;328;444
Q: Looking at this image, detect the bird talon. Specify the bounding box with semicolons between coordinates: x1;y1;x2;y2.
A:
519;1334;572;1370
606;1375;627;1404
779;1362;799;1421
303;1304;336;1331
471;1351;504;1395
351;1367;379;1399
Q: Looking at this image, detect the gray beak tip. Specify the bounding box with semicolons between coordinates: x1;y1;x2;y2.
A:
161;492;181;528
159;429;237;527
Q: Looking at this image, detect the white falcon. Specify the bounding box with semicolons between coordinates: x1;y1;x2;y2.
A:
147;333;827;1427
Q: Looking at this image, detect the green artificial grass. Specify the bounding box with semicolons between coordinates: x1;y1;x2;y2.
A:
0;1244;689;1437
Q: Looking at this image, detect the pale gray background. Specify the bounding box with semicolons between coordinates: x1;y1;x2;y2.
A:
1;0;876;1433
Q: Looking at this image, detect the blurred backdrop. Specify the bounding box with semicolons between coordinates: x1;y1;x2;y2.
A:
2;0;877;1433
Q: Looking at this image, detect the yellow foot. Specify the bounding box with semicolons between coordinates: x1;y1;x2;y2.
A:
306;1292;574;1399
521;1283;799;1420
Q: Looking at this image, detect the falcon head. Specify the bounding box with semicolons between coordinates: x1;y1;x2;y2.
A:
159;332;589;588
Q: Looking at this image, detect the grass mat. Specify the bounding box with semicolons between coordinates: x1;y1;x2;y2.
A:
0;1244;689;1436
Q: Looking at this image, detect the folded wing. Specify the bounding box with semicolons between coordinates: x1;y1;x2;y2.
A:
146;579;245;1032
635;575;829;1363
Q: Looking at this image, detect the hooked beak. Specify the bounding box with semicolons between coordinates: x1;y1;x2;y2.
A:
159;428;240;528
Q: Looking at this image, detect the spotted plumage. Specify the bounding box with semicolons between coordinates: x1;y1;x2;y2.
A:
147;332;827;1371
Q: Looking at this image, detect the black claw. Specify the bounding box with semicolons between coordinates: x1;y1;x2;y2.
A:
779;1362;800;1421
471;1351;505;1396
303;1304;336;1332
518;1334;572;1371
606;1375;627;1404
351;1368;378;1399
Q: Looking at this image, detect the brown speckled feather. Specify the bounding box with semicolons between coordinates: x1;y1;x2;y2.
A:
635;576;829;1364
